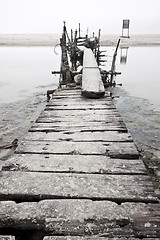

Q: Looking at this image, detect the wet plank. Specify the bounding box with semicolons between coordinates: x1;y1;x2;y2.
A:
0;172;157;202
16;141;138;159
24;131;132;142
0;200;159;237
2;154;146;174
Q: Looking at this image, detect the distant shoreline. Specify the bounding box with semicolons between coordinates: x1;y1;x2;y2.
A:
0;34;160;47
101;34;160;47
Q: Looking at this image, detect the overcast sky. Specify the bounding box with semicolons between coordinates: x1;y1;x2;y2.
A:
1;0;160;34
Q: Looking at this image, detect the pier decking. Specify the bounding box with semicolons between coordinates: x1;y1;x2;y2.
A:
0;89;160;239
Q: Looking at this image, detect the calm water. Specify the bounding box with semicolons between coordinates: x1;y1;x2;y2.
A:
103;46;160;107
0;46;60;103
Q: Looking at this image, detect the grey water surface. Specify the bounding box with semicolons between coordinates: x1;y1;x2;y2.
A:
0;46;60;103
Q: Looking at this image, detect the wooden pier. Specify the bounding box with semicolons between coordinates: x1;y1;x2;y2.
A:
0;88;160;239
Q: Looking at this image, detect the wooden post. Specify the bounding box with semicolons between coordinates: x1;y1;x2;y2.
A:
79;23;81;38
110;39;121;85
60;22;72;85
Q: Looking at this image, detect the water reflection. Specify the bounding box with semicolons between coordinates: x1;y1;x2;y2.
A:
117;47;160;106
120;47;129;64
101;46;160;106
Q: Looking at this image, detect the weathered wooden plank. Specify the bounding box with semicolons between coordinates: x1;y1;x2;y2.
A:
0;172;157;202
53;90;81;95
39;109;121;118
2;154;146;174
43;109;119;115
48;94;112;104
53;89;109;95
47;103;114;108
16;141;138;159
0;200;159;237
39;115;122;123
34;120;125;126
43;237;160;240
35;120;123;128
0;237;15;240
54;96;110;101
47;100;113;106
33;119;126;126
36;117;124;123
29;122;127;132
29;125;127;133
25;131;132;142
36;118;124;127
53;94;85;98
37;116;123;124
45;105;116;110
50;97;112;104
42;109;120;116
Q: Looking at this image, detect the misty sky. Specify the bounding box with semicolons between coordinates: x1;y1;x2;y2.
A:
1;0;160;34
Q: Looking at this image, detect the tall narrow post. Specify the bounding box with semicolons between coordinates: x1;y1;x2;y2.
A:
79;23;81;38
71;29;73;42
60;21;72;85
110;38;121;84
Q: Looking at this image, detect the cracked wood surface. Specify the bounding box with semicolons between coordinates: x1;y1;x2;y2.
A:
0;171;157;202
0;200;160;237
15;141;139;159
0;89;159;238
0;237;15;240
25;131;133;142
2;154;146;174
44;238;160;240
